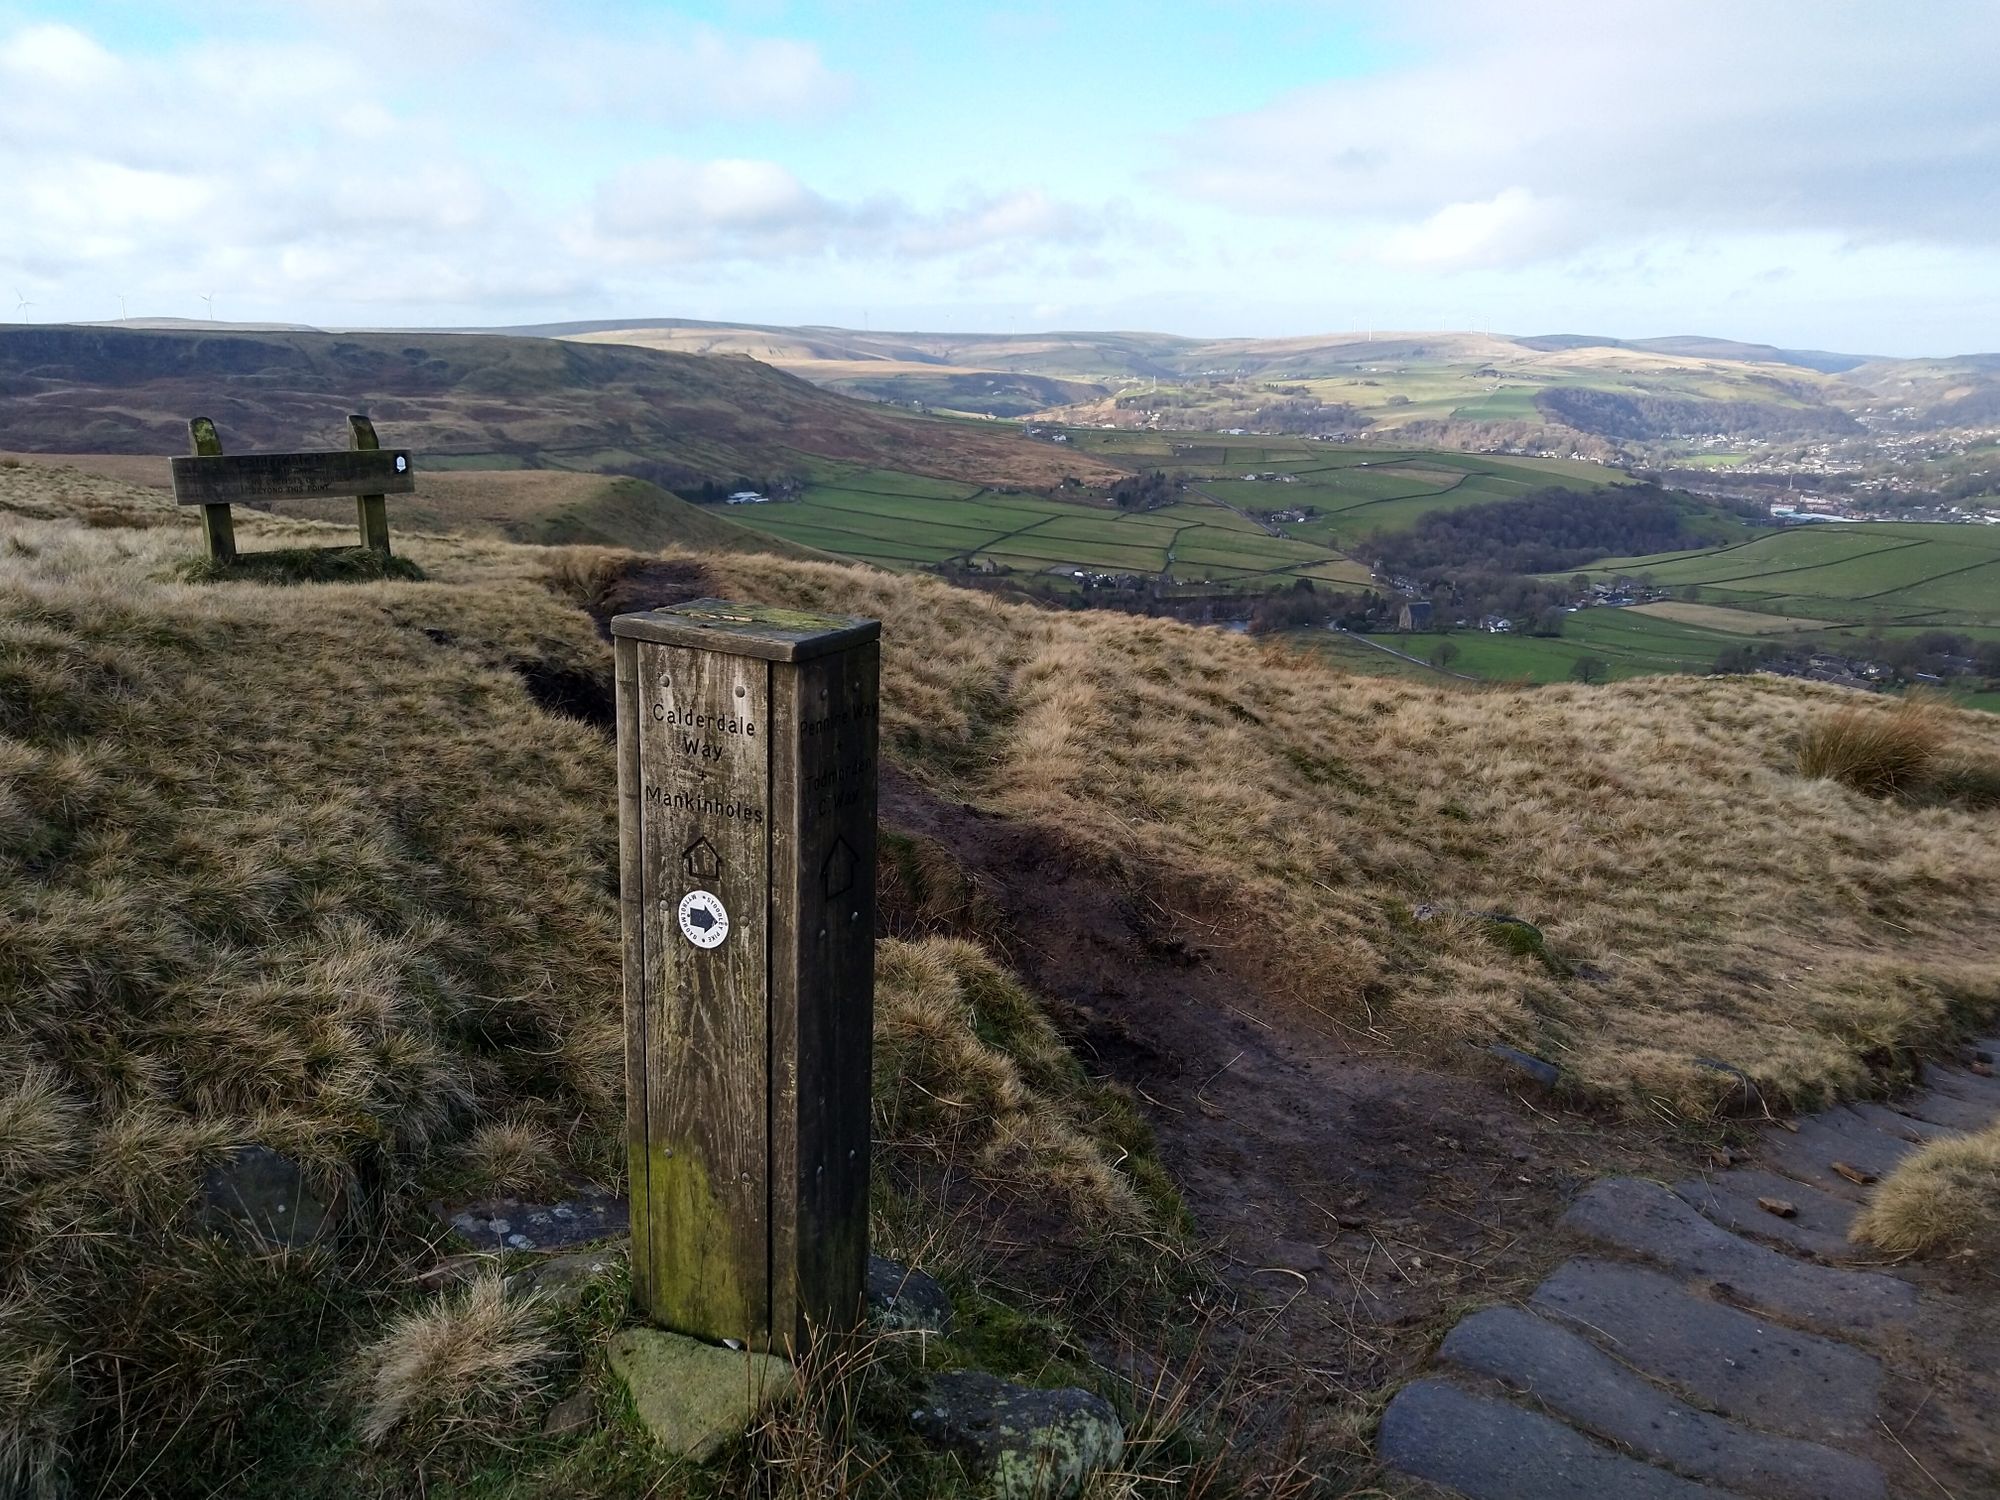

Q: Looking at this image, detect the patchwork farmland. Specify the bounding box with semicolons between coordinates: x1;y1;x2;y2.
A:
723;467;1380;591
720;435;1631;594
1580;521;2000;628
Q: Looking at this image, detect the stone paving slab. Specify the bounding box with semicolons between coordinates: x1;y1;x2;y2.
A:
1672;1171;1860;1262
1918;1063;2000;1109
1892;1086;1998;1133
1377;1379;1736;1500
1753;1108;1919;1203
1530;1259;1884;1444
1561;1179;1918;1332
1439;1306;1886;1500
445;1189;628;1251
1842;1101;1955;1144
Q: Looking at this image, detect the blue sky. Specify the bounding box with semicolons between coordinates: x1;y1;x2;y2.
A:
4;1;1998;352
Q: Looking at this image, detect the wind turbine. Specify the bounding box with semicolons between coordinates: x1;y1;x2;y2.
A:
117;293;128;321
200;292;215;323
12;289;30;322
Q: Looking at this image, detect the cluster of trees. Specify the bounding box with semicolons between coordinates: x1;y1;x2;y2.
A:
1707;631;2000;684
1246;582;1383;635
1866;630;2000;680
1535;388;1860;442
1372;484;1703;576
1108;470;1181;511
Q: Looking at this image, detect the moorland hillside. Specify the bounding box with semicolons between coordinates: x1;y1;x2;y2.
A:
2;460;1996;1494
0;326;1115;492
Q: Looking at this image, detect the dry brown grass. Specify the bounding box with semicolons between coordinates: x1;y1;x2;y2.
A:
876;938;1149;1232
2;459;1995;1492
354;1273;560;1450
1796;695;1948;797
0;469;1190;1491
1851;1122;2000;1257
701;549;2000;1115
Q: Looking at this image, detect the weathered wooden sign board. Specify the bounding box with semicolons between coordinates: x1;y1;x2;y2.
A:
169;415;412;561
611;599;879;1353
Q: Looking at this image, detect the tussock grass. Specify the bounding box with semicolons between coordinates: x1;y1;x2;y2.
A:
354;1273;559;1450
877;938;1150;1232
1851;1122;2000;1257
1796;696;1947;796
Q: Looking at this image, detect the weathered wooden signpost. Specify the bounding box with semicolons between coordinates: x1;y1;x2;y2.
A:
612;599;879;1354
170;414;412;561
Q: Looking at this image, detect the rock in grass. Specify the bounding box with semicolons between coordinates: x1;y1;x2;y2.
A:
541;1387;597;1438
198;1145;337;1250
504;1247;622;1311
911;1370;1123;1500
867;1255;954;1335
608;1327;790;1462
1487;1043;1561;1089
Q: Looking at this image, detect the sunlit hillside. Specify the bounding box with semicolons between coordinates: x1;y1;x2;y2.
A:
4;459;1997;1494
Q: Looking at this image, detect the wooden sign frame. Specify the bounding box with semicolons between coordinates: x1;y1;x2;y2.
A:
169;415;410;561
612;599;879;1354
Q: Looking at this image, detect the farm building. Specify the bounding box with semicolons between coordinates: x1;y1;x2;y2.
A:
1397;601;1434;632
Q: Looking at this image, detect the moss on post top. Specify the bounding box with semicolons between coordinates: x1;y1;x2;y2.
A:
611;597;880;662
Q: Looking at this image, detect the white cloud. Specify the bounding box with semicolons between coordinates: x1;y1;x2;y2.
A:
1374;189;1580;270
589;164;1118;271
0;12;1110;318
1170;1;2000;270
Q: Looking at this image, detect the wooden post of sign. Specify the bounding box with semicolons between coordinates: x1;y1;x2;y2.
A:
612;599;878;1355
187;417;236;562
347;415;393;556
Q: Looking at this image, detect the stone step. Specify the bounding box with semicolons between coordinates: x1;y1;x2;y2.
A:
1439;1306;1886;1500
1672;1170;1859;1262
1752;1108;1920;1203
1531;1259;1884;1445
1841;1100;1955;1144
1560;1179;1918;1333
1892;1087;1997;1134
1919;1063;2000;1111
1377;1379;1736;1500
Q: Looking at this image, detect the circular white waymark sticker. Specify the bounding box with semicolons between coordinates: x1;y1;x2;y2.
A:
677;890;730;949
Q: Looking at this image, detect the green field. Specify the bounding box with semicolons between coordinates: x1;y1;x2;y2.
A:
1347;607;1742;685
725;467;1381;590
1054;432;1630;552
1580;522;2000;628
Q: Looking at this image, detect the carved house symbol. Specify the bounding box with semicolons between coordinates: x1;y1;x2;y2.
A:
821;836;857;899
682;836;721;881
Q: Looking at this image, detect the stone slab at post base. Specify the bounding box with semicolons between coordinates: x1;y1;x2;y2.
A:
611;599;879;1357
608;1327;791;1462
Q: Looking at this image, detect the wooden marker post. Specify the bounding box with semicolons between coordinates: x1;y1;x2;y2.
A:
612;599;879;1354
187;416;236;563
347;414;393;556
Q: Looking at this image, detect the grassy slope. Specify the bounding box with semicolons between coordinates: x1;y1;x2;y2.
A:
0;454;834;561
0;475;1184;1496
690;545;2000;1112
5;462;1999;1491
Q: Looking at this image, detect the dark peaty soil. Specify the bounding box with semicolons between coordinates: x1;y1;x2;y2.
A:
877;768;1692;1442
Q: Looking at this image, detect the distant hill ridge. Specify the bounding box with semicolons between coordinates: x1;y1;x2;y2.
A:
0;324;1110;490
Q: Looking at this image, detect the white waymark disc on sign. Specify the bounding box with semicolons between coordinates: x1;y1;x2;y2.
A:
677;890;730;948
